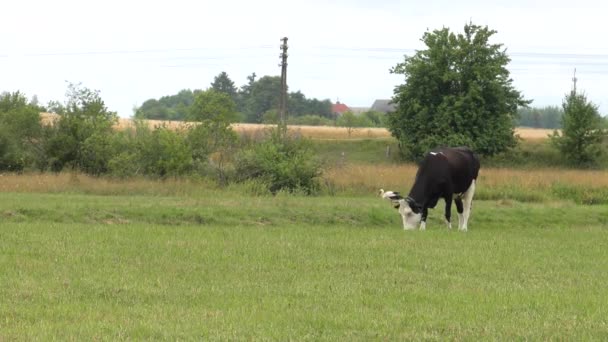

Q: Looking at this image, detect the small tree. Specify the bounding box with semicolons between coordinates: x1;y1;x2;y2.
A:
187;89;239;183
41;83;118;173
389;22;529;160
550;87;606;166
337;111;358;137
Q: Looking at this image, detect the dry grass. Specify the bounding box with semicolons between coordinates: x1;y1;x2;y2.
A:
0;172;213;196
3;166;605;200
324;164;608;194
40;113;554;140
515;127;555;140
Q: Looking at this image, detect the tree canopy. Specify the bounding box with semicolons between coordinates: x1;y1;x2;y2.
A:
135;72;332;123
517;106;563;129
388;22;529;160
211;71;238;101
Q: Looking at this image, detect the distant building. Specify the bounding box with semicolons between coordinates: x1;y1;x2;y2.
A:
370;99;396;114
331;101;350;116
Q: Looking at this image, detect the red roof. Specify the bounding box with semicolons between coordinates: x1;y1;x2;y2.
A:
332;102;350;114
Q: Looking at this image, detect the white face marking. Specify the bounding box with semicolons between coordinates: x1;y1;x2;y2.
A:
430;152;437;155
398;199;422;229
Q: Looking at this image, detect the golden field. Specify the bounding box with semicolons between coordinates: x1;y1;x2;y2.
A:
40;113;554;140
324;164;608;191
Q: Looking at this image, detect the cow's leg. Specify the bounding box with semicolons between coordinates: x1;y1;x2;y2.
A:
455;197;464;230
461;180;476;232
444;195;453;229
419;207;428;230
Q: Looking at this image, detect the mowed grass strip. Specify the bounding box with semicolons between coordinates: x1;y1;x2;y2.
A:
1;192;608;340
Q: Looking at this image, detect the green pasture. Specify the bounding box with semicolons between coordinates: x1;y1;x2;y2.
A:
1;192;607;340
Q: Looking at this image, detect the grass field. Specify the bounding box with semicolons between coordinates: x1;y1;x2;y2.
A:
3;120;606;339
1;187;608;340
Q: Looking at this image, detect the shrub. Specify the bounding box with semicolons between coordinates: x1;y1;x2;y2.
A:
0;91;42;171
288;115;334;126
234;128;322;194
40;83;117;173
106;123;193;178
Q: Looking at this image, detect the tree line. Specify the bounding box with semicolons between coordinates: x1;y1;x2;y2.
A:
0;84;322;194
134;72;334;123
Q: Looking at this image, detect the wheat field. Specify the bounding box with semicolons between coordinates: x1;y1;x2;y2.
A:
40;113;553;140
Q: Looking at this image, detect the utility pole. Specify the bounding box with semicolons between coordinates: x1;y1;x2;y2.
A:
572;68;578;94
279;37;288;133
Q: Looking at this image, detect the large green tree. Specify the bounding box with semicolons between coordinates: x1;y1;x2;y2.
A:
550;89;606;166
388;22;529;159
244;76;282;123
0;91;42;171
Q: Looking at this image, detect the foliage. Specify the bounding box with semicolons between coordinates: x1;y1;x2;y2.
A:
362;110;387;127
187;89;239;124
38;83;118;174
45;100;66;114
287;91;333;119
550;90;606;166
517;106;563;128
106;122;193;178
242;76;282;123
336;111;376;136
287;115;334;126
262;109;279;124
234;128;322;194
187;89;239;183
210;71;238;101
135;89;199;120
0;91;42;171
389;22;529;160
134;72;333;123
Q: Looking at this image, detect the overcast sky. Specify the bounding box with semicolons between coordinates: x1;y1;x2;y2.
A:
2;0;607;117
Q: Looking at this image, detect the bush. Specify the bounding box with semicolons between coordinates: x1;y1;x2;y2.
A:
40;83;117;173
106;123;193;178
288;115;334;126
234;128;322;194
0;92;42;171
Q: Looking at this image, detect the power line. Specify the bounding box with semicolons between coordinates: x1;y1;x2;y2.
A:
10;45;275;57
4;44;608;60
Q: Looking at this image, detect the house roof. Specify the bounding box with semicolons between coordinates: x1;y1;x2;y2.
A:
370;99;396;113
332;102;350;114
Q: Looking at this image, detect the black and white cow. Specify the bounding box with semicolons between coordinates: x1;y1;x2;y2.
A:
380;146;480;231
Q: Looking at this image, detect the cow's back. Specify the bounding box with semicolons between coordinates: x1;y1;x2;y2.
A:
437;147;479;193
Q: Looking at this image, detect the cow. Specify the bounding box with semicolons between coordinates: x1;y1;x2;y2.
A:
380;146;480;231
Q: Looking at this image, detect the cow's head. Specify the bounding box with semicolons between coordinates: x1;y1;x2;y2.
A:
398;197;422;229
